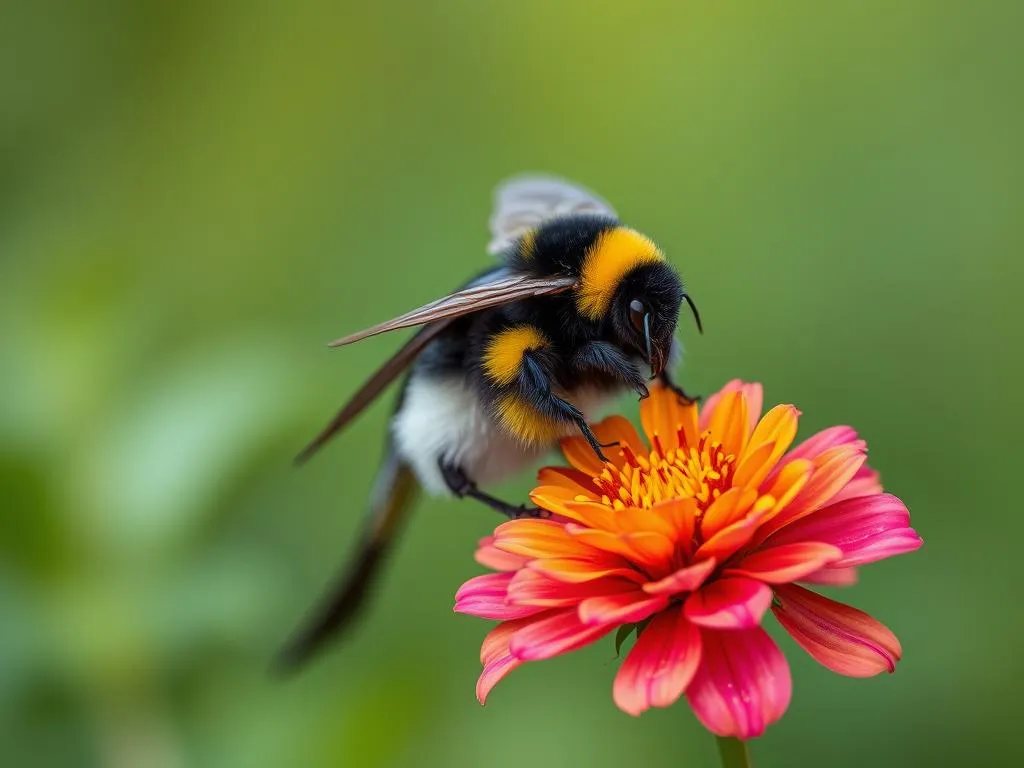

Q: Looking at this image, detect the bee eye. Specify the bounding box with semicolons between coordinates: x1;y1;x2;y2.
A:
628;299;647;331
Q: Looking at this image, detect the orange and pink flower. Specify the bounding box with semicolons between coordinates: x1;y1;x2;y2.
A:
455;380;921;739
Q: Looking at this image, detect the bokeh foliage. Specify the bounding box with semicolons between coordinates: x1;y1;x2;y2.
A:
2;1;1021;766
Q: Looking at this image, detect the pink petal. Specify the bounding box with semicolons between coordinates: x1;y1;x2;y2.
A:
725;542;843;584
643;558;717;596
455;572;546;620
760;425;864;497
765;493;922;567
755;446;866;541
685;627;792;739
477;616;541;704
614;608;702;716
478;653;520;705
800;565;859;586
773;584;902;677
579;592;670;626
777;425;862;466
475;536;530;571
506;570;637;607
509;607;615;661
684;577;772;629
829;464;884;504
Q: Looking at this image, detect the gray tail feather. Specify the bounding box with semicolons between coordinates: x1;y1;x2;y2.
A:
274;451;420;674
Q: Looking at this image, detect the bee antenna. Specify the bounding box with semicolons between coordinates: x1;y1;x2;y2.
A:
683;294;704;335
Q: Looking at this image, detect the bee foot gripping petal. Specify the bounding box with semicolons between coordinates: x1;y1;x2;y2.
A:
439;461;545;519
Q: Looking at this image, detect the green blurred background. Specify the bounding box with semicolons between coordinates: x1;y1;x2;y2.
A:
2;1;1021;766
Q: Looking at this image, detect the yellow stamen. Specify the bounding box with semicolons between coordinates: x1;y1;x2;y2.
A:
593;430;737;521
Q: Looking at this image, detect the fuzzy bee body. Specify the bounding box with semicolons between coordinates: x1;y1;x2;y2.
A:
279;178;700;671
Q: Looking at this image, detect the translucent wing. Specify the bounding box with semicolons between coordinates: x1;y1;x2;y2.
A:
294;324;446;464
296;271;577;463
326;272;576;347
487;174;618;255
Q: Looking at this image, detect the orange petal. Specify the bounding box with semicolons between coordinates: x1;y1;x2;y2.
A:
704;390;750;457
567;525;676;570
731;441;776;490
560;433;609;475
695;503;771;562
735;405;800;488
701;487;758;540
652;497;698;554
536;466;598;498
596;416;648;469
527;557;646;584
641;383;699;453
699;380;763;433
493;518;593;559
529;488;619;531
611;504;679;539
724;542;843;584
560;416;649;474
762;459;813;522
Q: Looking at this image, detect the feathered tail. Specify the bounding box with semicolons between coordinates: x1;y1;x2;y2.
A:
274;450;420;673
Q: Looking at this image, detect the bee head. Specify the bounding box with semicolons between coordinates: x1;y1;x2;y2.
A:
610;262;701;378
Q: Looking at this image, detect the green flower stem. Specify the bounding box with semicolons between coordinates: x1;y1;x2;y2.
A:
716;736;751;768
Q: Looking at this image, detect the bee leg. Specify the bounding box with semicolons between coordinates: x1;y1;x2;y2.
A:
571;341;650;399
438;462;548;519
521;352;611;463
657;371;701;404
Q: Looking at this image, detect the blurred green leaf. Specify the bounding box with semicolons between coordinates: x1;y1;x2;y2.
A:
614;623;636;658
1;0;1022;766
72;338;304;558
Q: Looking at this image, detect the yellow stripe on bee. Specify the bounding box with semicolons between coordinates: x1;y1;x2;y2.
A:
497;394;564;444
577;226;664;319
517;228;538;261
482;325;550;385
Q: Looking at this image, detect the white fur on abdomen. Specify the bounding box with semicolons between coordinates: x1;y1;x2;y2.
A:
391;373;613;496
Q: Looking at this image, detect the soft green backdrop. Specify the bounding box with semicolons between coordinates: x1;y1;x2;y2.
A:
2;1;1021;766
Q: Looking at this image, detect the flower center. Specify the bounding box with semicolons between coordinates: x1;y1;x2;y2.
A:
593;430;736;512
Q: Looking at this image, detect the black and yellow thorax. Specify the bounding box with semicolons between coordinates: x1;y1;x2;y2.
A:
505;214;667;324
469;215;671;444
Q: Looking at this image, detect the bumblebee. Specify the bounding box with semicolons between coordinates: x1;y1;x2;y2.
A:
278;176;702;670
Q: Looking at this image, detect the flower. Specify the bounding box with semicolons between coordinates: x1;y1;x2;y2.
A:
455;380;922;739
